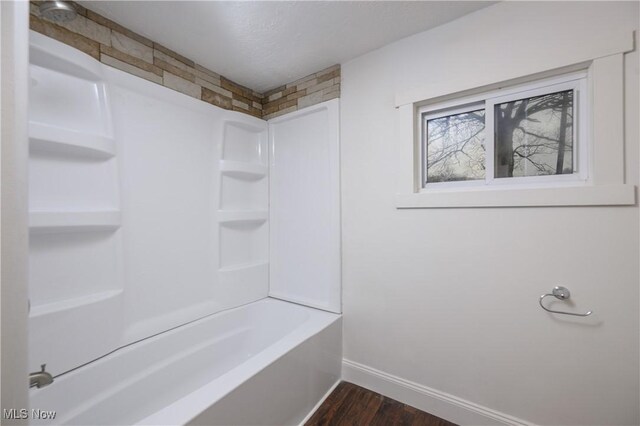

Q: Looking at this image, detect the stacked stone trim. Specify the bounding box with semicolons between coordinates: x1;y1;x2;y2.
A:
262;65;340;120
29;1;339;119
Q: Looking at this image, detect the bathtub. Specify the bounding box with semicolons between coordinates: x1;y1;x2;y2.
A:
30;298;342;425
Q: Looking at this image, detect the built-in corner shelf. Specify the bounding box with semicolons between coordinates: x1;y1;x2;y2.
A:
30;289;123;318
30;34;103;82
217;210;268;225
29;122;116;159
29;211;121;233
218;116;269;289
220;160;268;180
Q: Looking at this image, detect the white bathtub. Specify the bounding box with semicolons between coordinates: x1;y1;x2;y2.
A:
30;298;342;425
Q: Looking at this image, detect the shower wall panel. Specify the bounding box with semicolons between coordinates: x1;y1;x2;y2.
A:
28;33;269;375
268;100;341;313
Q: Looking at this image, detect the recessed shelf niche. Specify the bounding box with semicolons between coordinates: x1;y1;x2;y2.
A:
29;231;123;307
219;219;268;269
219;175;268;211
222;121;267;165
218;115;269;290
30;60;111;137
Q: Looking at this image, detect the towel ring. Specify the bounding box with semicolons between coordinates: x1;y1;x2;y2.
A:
539;286;592;317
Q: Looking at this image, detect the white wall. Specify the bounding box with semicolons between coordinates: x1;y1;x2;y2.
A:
1;1;30;421
340;2;639;425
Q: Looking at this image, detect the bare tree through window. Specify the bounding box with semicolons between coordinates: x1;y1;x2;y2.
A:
424;89;574;184
495;90;573;178
426;109;485;183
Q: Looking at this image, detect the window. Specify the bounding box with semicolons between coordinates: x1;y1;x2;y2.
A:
395;33;634;208
424;105;485;183
419;73;587;189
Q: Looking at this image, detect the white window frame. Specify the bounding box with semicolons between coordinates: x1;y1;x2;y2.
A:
393;31;636;208
418;72;589;191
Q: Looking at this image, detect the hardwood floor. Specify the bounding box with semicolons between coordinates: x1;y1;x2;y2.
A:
305;382;458;426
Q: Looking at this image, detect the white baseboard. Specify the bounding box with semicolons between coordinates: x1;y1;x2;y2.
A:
298;379;341;426
342;359;534;426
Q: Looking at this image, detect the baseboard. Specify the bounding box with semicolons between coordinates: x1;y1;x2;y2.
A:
342;359;534;426
298;379;341;426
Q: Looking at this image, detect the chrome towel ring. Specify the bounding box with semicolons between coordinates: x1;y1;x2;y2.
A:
539;286;592;317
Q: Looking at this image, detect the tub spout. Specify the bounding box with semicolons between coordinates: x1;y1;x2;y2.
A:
29;364;54;389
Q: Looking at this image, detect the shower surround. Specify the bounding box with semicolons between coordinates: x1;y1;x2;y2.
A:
27;15;342;422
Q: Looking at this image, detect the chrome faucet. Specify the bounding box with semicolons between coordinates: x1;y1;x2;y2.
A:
29;364;54;389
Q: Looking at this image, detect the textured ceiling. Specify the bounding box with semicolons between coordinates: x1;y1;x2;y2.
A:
80;1;494;93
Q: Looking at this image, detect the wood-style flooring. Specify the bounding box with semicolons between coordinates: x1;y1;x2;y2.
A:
305;382;458;426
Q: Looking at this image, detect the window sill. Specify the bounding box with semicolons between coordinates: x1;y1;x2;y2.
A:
395;184;635;208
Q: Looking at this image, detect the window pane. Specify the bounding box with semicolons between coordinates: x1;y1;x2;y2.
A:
494;90;573;178
426;109;485;183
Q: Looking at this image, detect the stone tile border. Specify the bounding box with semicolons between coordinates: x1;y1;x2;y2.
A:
262;65;340;120
29;1;339;119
